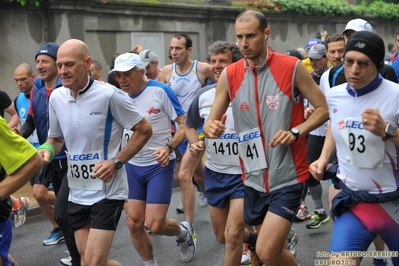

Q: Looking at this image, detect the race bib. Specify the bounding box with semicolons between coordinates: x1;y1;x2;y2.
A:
336;117;385;168
66;150;104;190
208;138;240;166
237;128;267;172
122;129;148;153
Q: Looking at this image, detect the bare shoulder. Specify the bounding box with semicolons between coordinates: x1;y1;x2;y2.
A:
159;64;173;83
197;61;214;81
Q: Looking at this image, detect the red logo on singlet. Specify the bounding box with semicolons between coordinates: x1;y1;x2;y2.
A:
265;94;279;111
147;107;160;115
338;120;345;130
240;102;250;111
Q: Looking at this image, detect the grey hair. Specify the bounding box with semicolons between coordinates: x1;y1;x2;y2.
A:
208;41;242;63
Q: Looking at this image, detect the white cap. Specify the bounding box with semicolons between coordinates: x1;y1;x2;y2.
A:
342;18;372;34
108;53;143;74
139;50;158;67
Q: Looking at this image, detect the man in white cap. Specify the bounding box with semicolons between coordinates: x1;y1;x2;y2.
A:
139;50;162;80
111;52;196;265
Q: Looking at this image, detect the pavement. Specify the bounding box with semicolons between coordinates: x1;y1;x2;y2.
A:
9;181;384;266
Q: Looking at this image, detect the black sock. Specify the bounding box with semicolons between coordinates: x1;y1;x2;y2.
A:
245;231;258;247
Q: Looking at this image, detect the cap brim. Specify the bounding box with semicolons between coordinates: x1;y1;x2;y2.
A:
108;65;135;74
308;54;324;60
141;61;151;67
342;26;361;34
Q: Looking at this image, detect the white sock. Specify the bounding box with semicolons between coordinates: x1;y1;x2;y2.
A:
144;258;158;266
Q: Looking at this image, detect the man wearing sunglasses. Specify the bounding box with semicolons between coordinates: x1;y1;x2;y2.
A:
311;31;399;266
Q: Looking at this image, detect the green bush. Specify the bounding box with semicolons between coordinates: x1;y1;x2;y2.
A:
2;0;42;5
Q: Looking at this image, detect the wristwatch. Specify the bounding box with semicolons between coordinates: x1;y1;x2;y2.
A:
111;157;123;169
290;128;300;142
384;123;397;140
166;144;174;153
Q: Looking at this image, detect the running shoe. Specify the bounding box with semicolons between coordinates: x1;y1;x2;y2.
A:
241;243;251;265
14;197;30;228
296;205;311;221
198;192;208;207
191;223;197;244
60;256;72;266
176;202;184;213
373;258;388;266
306;211;331;229
287;228;299;258
43;228;64;245
177;221;197;262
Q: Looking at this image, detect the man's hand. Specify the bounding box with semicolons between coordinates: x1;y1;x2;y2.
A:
92;160;117;183
204;114;227;139
309;159;328;181
189;141;205;158
37;149;51;164
153;146;171;167
268;130;296;148
12;127;22;136
361;108;386;137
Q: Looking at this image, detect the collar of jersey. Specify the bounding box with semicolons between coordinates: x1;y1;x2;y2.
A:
78;77;95;95
346;75;382;97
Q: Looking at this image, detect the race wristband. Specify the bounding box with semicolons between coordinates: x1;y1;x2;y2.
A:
37;142;55;162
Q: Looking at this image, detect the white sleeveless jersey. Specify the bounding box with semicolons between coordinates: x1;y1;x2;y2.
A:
121;80;185;166
327;78;399;194
186;85;241;174
48;79;144;205
168;60;205;112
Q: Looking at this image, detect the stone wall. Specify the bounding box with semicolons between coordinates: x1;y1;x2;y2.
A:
0;0;397;101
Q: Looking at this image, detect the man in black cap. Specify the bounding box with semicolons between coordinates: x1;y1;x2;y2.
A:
310;31;399;266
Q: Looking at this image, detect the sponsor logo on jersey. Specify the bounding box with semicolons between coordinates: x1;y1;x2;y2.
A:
266;94;279;111
338;119;365;130
90;111;102;115
238;131;261;143
147;107;160;115
69;153;100;161
240;102;249;111
219;133;237;139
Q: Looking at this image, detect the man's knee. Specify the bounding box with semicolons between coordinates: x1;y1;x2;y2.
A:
32;185;50;202
256;246;282;266
126;215;144;232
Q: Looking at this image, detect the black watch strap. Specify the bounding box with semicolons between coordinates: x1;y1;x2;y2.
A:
166;144;174;152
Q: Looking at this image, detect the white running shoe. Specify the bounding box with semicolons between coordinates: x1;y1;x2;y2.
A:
177;221;197;262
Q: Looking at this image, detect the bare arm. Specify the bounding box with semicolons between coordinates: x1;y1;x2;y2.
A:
0;153;43;200
185;126;204;158
198;62;216;84
203;70;230;139
153;114;186;167
158;64;173;83
37;136;65;163
5;102;19;128
117;118;152;163
92;117;152;182
295;63;329;136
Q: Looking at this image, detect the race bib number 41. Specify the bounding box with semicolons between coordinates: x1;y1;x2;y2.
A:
238;128;267;172
337;117;385;168
66;150;104;190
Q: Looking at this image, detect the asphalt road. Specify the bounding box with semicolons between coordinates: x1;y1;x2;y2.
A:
9;182;381;266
